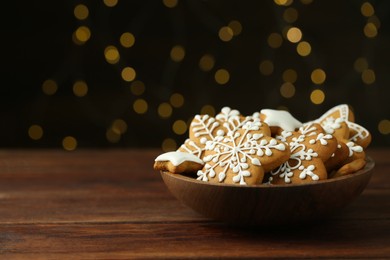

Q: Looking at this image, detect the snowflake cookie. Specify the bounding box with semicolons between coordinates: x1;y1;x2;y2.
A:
181;107;290;185
269;123;337;185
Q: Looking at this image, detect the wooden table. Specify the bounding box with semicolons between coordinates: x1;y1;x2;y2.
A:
0;149;389;259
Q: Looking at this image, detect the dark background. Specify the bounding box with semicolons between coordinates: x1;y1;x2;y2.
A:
0;0;389;151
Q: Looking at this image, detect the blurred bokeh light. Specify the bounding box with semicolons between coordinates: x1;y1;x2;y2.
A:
0;0;389;150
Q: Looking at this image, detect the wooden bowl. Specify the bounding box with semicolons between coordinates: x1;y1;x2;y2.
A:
160;157;374;226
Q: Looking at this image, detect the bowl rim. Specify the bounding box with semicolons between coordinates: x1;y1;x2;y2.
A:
161;156;375;189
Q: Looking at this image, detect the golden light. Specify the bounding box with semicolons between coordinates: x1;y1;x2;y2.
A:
296;41;311;56
170;45;185;62
130;81;145;96
282;69;297;83
259;60;274;76
104;46;120;64
120;32;135;48
73;80;88;97
267;33;283;48
283;8;298;23
133;99;148;114
74;4;89;20
368;15;381;29
111;119;127;134
172;120;187;135
103;0;118;7
218;26;234;42
42;79;58;95
228;20;242;36
162;138;177;152
162;0;178;8
28;125;43;140
354;57;368;73
378;119;390;135
214;69;230;85
310;89;325;105
286;27;302;43
199;54;215;72
311;68;326;84
362;69;376;84
274;0;292;6
170;93;184;108
201;105;216;116
364;22;377;38
62;136;77;151
280;82;295;98
361;2;375;17
158;103;173;118
106;129;121;143
74;26;91;44
121;67;136;82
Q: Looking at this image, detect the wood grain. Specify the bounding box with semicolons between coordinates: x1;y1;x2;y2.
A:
0;149;389;258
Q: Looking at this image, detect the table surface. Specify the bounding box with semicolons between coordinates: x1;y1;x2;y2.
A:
0;148;389;259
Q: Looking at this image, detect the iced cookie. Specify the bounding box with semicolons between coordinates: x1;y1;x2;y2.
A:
260;109;303;134
197;118;290;185
154;151;204;174
269;123;337;185
311;104;366;171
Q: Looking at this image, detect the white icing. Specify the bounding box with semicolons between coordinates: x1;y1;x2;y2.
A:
155;151;204;166
196;116;286;185
316;104;350;123
313;105;369;144
270;123;329;183
320;117;345;134
197;130;286;185
179;139;203;157
261;109;302;131
346;142;363;157
215;107;240;122
347;121;370;142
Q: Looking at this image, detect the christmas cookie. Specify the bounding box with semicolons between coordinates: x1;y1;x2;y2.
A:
154;151;204;173
179;107;290;185
311;104;366;172
260;109;303;134
332;158;367;178
269;123;337;184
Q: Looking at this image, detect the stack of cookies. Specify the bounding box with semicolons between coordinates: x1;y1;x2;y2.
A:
154;104;371;185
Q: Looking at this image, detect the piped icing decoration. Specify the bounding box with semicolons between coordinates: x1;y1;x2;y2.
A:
197;119;287;185
312;104;371;148
260;109;302;132
180;106;270;159
346;142;363;157
309;104;368;169
155;151;204;166
177;107;289;185
347;121;371;148
270;123;336;184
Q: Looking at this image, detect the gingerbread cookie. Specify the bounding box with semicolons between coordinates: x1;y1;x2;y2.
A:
260;109;303;134
332;158;367;178
313;104;371;148
269;123;337;184
178;107;291;185
154;151;204;174
311;104;366;172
